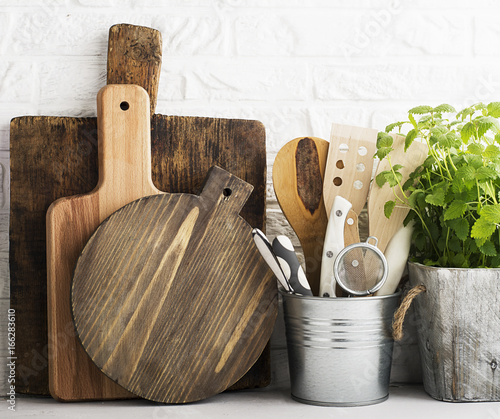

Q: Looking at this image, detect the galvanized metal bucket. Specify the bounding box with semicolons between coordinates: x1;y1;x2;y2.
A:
408;262;500;402
281;290;401;406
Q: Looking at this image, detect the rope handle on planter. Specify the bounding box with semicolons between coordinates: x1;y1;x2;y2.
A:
392;284;426;341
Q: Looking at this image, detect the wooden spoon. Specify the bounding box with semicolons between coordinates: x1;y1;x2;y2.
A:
272;137;329;296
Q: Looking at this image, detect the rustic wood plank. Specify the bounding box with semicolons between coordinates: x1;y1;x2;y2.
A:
10;24;162;397
72;166;277;403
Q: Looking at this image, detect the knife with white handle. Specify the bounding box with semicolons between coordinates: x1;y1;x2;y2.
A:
252;228;293;292
375;221;414;296
272;235;313;296
319;195;352;297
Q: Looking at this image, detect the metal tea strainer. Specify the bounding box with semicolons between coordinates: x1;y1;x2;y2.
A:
332;236;388;296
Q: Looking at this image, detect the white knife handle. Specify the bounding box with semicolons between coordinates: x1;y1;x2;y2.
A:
319;196;352;298
375;222;414;296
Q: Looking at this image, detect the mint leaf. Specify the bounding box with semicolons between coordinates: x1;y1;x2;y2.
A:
444;200;467;220
483;144;500;159
384;200;396;219
376;146;392;160
461;122;476;143
433;104;456;113
408;113;417;128
409;105;433;115
447;218;469;241
467;143;484;155
404;129;417;151
481;204;500;223
477;116;500;137
385;122;404;133
487;102;500;118
471;216;497;239
377;132;393;148
425;187;446;206
479;240;497;256
375;171;389;187
475;166;497;181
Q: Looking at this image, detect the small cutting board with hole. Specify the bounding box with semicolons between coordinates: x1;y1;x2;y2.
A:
71;165;277;404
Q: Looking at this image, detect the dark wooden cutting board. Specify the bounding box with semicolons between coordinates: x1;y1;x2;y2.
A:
71;166;277;404
9;24;268;398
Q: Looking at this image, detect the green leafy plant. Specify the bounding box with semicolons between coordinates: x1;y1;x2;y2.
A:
376;102;500;268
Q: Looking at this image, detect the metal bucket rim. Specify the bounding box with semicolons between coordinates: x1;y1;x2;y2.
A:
409;261;500;272
279;288;402;301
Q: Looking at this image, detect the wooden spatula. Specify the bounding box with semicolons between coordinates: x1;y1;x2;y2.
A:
323;123;378;244
71;166;277;404
46;84;160;401
272;137;329;296
368;133;428;253
320;124;377;297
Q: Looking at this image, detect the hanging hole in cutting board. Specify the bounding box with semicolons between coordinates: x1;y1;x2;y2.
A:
356;163;365;172
336;160;344;169
333;177;342;186
339;143;349;153
223;187;232;200
120;101;130;111
358;146;367;156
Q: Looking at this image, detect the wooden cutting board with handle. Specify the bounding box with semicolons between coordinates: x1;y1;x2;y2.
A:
272;137;329;296
47;85;159;401
10;23;161;396
11;24;269;397
71;165;277;404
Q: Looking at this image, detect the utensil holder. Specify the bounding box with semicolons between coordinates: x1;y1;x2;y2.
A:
281;290;401;406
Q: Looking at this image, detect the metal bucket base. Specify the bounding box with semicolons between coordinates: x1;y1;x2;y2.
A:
291;393;389;407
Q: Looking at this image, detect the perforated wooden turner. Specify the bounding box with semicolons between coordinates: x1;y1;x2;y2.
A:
319;124;377;297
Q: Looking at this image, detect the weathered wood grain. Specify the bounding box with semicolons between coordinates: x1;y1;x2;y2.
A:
409;263;500;401
72;166;277;403
10;26;269;397
272;137;328;296
10;24;163;397
107;24;162;116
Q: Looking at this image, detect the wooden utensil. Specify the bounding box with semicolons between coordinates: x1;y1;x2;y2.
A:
71;166;277;404
272;137;329;296
47;84;159;401
10;23;161;396
368;134;428;253
11;25;269;397
319;124;377;297
323;123;378;245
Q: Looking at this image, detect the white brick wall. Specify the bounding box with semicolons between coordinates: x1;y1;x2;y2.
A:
1;0;500;395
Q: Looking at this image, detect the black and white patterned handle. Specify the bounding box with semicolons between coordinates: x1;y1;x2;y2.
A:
252;229;292;292
272;235;313;296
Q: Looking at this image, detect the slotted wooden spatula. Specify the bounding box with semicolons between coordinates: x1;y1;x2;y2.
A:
46;84;160;401
320;124;377;297
71;166;277;404
368;133;428;254
323;123;378;243
272;137;329;296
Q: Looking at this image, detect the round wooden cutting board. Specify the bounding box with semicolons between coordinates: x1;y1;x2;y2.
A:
71;166;277;403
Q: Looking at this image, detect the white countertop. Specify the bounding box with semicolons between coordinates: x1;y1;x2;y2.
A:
5;385;499;419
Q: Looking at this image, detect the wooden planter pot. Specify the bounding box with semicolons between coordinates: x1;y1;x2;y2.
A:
408;262;500;402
